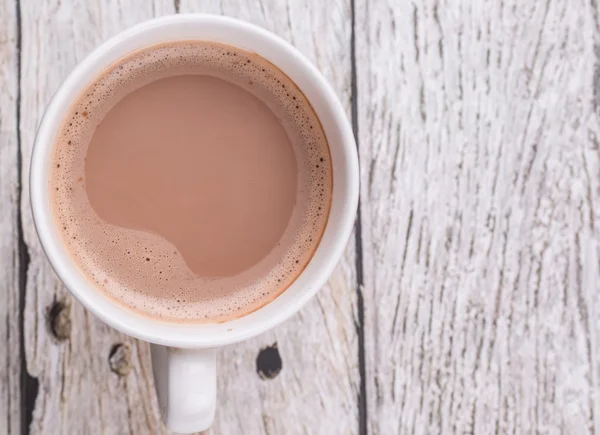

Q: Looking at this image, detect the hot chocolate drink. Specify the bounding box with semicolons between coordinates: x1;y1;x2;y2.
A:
50;41;332;322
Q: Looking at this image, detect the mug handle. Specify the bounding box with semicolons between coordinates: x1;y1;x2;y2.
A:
150;344;217;433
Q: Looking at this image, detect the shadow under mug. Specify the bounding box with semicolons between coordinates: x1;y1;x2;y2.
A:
30;14;359;433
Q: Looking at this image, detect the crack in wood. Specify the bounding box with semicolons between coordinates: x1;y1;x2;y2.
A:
13;0;39;433
351;0;368;433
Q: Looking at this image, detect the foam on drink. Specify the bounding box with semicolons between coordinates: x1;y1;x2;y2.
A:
49;41;332;322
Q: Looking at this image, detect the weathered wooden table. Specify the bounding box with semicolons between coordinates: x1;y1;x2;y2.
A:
2;0;600;434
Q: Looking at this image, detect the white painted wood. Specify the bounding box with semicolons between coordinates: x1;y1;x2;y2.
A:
13;0;358;434
176;3;359;435
0;1;21;433
356;0;600;434
18;2;176;434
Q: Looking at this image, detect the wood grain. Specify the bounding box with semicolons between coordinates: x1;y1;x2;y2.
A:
176;3;359;434
13;0;359;434
356;0;600;433
0;0;21;433
19;3;178;433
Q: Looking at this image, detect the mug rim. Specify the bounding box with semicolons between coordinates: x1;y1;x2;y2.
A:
30;14;359;348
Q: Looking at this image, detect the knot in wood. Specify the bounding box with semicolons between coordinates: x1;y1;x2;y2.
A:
108;343;132;376
256;343;282;380
47;300;71;341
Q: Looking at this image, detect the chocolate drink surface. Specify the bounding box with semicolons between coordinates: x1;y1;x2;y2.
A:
50;41;332;322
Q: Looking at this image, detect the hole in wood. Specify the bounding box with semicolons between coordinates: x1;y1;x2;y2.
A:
256;343;282;380
108;343;132;376
46;300;71;341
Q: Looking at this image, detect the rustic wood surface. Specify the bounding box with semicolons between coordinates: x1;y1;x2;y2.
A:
0;0;21;433
1;0;599;434
357;1;600;434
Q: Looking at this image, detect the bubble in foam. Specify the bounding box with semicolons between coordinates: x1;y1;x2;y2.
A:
49;40;332;323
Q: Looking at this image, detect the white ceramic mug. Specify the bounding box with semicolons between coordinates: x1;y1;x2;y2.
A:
30;14;359;434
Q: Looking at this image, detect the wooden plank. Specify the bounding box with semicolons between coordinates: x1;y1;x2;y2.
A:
18;0;358;433
19;2;176;434
176;2;359;434
0;1;21;433
356;0;600;433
